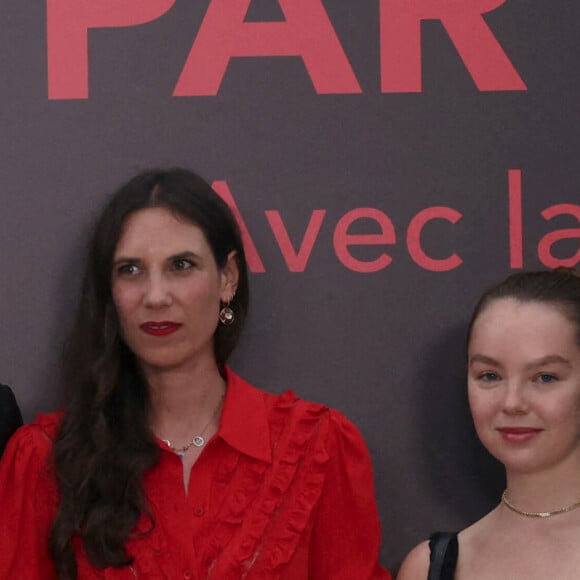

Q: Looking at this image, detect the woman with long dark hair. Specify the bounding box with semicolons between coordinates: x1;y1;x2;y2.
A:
398;268;580;580
0;168;390;579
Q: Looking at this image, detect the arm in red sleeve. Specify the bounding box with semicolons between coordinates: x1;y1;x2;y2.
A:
0;423;58;579
309;410;392;579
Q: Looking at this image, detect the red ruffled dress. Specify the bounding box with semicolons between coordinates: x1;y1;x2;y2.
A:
0;370;391;579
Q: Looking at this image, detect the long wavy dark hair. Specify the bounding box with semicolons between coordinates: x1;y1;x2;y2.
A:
49;168;249;578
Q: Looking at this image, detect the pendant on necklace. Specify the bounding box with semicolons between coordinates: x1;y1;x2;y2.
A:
159;392;225;458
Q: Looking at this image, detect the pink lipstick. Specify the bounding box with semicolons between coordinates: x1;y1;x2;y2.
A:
140;322;182;336
497;427;543;443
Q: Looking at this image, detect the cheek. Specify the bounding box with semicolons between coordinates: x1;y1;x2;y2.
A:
544;394;580;429
182;277;221;305
111;284;137;322
468;388;498;428
468;390;503;457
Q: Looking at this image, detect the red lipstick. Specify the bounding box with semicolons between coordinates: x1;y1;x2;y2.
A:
140;322;182;336
497;427;543;443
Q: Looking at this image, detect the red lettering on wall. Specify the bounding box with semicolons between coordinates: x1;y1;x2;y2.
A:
174;0;361;96
333;208;396;273
380;0;527;92
211;170;579;275
211;180;266;273
265;210;326;272
537;204;580;268
508;169;523;269
406;207;463;271
47;0;176;99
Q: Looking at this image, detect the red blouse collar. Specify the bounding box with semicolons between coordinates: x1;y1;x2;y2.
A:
218;368;273;464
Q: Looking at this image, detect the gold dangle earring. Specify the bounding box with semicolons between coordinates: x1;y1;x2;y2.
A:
219;296;235;326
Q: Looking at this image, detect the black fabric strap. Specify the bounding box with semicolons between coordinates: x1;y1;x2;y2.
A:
427;532;457;580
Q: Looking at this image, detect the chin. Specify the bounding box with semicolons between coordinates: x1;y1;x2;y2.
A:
479;441;532;471
135;351;187;372
489;449;555;474
137;348;212;374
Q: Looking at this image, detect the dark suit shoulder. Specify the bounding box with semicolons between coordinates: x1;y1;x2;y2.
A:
0;385;23;458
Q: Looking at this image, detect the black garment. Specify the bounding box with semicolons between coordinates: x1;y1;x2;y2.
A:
428;532;458;580
0;385;23;458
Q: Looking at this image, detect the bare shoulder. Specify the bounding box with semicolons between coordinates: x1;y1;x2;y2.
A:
458;506;499;544
396;540;430;580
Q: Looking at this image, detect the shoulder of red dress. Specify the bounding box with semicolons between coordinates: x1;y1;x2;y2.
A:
33;410;63;438
11;411;64;450
1;411;61;467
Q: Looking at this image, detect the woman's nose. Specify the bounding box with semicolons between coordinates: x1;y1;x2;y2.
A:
502;382;529;415
143;273;173;308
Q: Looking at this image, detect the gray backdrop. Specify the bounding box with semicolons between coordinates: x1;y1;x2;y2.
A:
1;0;579;571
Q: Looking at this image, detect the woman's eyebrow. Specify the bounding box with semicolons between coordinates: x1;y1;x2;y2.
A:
167;250;201;260
469;354;501;367
525;355;572;369
112;256;142;266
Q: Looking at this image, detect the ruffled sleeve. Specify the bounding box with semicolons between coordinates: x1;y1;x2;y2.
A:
309;410;392;579
0;419;59;579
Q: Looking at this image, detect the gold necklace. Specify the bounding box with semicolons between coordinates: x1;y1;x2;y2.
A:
162;393;225;459
501;489;580;518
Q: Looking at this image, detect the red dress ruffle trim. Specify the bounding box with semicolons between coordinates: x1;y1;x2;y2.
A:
201;390;330;578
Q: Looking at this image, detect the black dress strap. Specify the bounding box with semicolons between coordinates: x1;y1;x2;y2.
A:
427;532;458;580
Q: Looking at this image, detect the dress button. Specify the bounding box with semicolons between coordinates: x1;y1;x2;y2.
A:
183;570;193;579
194;506;205;517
